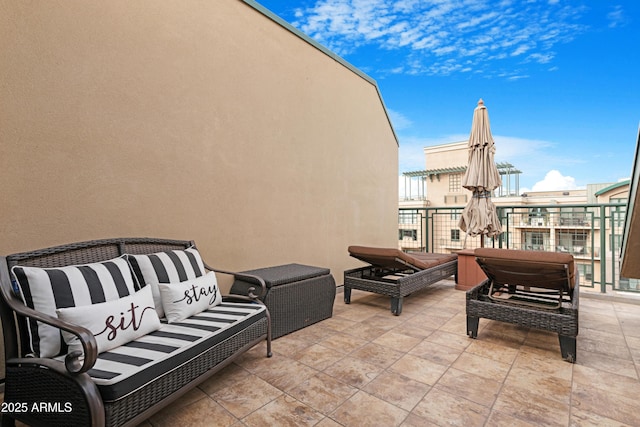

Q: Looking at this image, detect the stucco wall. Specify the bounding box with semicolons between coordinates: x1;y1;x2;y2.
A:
0;0;398;286
424;142;468;208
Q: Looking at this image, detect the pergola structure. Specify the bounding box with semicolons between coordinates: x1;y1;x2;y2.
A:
402;162;522;201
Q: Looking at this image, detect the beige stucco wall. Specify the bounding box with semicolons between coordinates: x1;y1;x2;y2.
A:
423;142;468;208
424;141;468;170
0;0;398;287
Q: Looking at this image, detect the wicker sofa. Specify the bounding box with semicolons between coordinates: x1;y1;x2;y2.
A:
0;238;272;427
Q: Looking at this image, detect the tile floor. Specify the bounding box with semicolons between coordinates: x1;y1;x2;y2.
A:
6;279;640;426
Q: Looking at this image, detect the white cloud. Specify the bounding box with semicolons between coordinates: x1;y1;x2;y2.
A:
531;170;580;191
386;109;413;131
607;5;627;28
291;0;590;78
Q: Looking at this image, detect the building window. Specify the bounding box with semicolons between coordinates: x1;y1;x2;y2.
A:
524;231;547;250
528;207;547;226
577;263;592;282
556;230;587;255
531;233;544;246
449;173;461;193
611;198;626;228
451;229;460;241
399;229;417;241
559;207;587;226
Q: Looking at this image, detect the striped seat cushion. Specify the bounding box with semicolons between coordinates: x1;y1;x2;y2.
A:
11;257;137;357
55;302;266;402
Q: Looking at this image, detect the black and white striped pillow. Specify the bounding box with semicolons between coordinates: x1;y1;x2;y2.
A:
11;256;137;357
126;247;206;318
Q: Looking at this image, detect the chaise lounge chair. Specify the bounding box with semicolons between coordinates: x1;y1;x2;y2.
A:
344;246;458;315
466;248;579;362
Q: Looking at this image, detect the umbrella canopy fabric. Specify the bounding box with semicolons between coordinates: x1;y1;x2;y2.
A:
458;99;503;242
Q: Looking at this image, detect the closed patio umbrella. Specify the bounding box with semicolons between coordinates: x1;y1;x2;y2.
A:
458;99;502;247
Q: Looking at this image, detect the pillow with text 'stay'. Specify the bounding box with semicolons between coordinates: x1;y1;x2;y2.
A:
157;271;222;323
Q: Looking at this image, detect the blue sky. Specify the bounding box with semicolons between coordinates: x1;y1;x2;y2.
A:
255;0;639;193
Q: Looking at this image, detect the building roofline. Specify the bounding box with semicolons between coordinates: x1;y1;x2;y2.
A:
423;141;468;152
594;180;630;196
242;0;399;146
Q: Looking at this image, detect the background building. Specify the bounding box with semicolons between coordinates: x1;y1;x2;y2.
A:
399;141;631;292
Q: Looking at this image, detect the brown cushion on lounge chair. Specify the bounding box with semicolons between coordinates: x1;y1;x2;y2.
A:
348;246;457;271
474;248;576;290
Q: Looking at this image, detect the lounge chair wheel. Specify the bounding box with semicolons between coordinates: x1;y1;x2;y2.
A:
559;335;576;363
391;297;403;316
344;287;351;304
467;316;479;338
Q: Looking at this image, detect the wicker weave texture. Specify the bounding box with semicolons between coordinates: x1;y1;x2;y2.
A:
466;280;579;361
4;365;93;426
344;260;457;298
264;274;336;338
466;281;579;336
5;237;191;268
232;264;336;339
239;263;330;287
343;260;457;315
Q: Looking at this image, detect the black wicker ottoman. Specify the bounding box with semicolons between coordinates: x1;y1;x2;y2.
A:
231;263;336;339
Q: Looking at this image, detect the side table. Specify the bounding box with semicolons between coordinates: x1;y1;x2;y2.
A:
455;249;487;291
230;263;336;339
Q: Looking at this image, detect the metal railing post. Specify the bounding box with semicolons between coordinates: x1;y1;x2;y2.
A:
600;205;607;293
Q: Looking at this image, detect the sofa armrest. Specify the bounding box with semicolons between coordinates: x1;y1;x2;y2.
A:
202;263;267;300
0;264;98;374
7;302;98;374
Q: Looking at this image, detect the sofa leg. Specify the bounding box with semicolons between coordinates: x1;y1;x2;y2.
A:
391;297;403;316
344;287;351;304
263;305;273;357
467;316;479;338
559;335;576;363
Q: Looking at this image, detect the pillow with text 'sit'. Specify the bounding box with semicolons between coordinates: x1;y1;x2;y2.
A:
11;256;137;357
157;271;222;323
57;285;161;355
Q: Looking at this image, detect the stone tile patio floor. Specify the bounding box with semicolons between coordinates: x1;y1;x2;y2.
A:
6;278;640;426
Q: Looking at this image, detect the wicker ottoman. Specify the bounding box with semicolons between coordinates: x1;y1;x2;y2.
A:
231;263;336;339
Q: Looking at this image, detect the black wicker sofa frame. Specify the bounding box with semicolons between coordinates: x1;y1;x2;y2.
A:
0;238;272;427
343;246;458;315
